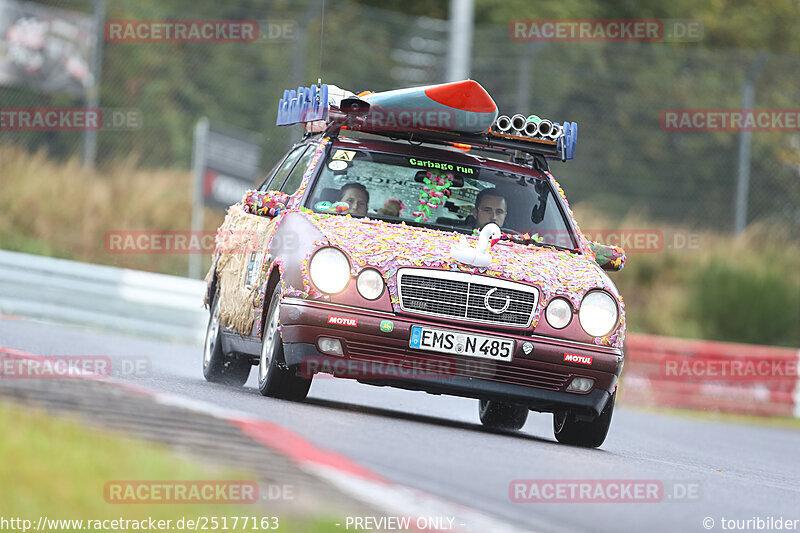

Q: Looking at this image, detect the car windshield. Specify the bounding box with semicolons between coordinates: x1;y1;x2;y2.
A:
306;146;578;250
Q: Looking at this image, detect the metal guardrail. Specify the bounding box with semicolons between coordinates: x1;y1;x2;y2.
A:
0;250;208;343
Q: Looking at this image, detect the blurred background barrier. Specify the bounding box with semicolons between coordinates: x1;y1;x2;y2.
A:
0;249;207;343
1;0;799;237
622;333;800;418
1;249;798;418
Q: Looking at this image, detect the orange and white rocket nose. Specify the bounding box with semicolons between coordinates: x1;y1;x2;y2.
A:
360;80;499;133
423;80;498;114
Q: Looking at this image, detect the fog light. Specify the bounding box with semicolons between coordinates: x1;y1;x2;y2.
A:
357;268;385;300
545;297;572;329
317;337;343;356
566;377;594;392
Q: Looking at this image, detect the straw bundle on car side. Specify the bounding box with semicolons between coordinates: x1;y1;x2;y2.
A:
208;203;277;335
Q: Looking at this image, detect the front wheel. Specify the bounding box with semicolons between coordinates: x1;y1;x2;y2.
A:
478;399;528;430
553;391;615;448
258;285;312;401
203;288;251;386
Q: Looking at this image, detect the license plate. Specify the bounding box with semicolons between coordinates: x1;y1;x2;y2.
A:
409;325;514;361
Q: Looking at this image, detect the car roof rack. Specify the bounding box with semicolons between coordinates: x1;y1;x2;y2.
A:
334;125;570;161
276;82;578;162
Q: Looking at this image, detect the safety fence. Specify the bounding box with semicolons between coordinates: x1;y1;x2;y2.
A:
0;249;207;343
622;333;800;418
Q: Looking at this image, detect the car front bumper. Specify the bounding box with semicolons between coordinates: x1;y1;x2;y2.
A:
279;297;623;416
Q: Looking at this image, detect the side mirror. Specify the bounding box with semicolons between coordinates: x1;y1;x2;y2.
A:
241;189;289;217
590;241;626;272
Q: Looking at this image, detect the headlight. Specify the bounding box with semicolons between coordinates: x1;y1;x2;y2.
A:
578;291;619;337
309;247;351;294
357;269;385;300
545;298;572;329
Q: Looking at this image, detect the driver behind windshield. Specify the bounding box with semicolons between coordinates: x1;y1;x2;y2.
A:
473;188;507;229
339;182;369;217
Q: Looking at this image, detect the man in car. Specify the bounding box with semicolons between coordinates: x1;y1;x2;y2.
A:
339;182;369;217
472;188;507;229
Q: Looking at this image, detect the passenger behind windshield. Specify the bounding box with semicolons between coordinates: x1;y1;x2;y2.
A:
339;182;369;217
472;188;507;229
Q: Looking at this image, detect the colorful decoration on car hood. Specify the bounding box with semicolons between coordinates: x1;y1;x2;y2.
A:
301;211;624;347
590;241;626;271
242;190;288;217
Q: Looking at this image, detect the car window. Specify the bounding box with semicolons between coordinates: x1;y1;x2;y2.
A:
260;145;308;192
280;144;317;194
256;158;283;191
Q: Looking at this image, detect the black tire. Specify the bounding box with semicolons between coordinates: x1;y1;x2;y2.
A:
258;285;312;401
478;399;529;430
553;391;615;448
202;287;252;386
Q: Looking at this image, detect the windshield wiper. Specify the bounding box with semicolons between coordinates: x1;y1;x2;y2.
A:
478;230;579;252
367;214;476;234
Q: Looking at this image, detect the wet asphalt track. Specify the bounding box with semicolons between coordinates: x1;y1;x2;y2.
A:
1;316;799;533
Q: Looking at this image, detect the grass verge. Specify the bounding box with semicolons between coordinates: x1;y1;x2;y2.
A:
0;400;342;532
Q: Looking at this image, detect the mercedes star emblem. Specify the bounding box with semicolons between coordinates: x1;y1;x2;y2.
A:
484;287;511;315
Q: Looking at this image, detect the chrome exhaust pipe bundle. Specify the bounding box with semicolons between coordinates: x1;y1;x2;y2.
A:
494;115;512;132
536;119;553;137
510;114;527;133
491;112;565;140
524;115;540;136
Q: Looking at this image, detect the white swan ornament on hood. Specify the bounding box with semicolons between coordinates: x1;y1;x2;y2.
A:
450;223;502;267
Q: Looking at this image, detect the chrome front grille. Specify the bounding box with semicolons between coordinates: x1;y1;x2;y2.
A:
396;268;538;328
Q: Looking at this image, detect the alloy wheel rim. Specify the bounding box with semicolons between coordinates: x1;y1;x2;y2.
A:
259;297;281;384
203;296;221;370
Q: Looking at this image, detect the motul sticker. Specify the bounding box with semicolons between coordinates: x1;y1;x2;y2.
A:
564;353;593;365
327;315;357;327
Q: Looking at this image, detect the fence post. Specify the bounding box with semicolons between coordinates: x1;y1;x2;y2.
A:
734;53;767;235
188;118;209;279
82;0;106;169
